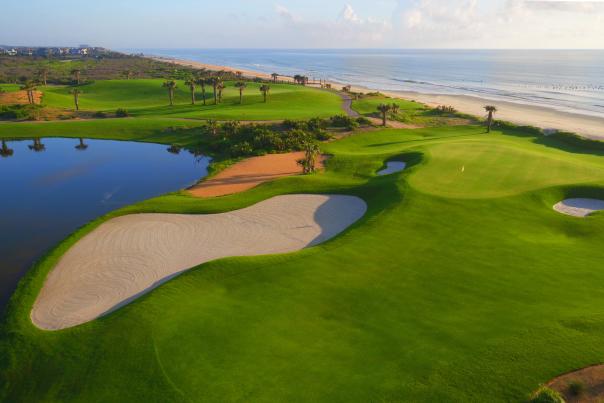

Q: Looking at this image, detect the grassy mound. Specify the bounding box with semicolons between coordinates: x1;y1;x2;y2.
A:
2;124;604;402
39;79;343;120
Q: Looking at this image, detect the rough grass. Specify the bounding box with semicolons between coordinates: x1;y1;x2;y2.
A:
2;124;604;402
39;79;343;120
352;94;474;126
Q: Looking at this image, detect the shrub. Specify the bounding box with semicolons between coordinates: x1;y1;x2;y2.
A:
530;386;565;403
329;115;359;130
93;111;107;118
115;108;129;117
567;380;584;397
356;116;372;126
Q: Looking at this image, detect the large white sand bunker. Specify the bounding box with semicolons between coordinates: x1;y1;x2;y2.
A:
377;161;406;176
31;195;366;330
553;198;604;217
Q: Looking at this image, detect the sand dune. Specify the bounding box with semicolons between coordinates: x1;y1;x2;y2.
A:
31;194;367;330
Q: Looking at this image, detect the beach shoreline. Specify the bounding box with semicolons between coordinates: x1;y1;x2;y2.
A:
155;55;604;141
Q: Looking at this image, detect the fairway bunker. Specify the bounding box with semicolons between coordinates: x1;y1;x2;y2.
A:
377;161;406;176
31;194;367;330
553;198;604;217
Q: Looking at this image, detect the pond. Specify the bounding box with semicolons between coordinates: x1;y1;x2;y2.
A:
0;137;209;309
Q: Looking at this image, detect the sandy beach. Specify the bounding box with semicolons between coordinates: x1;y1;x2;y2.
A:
159;56;604;141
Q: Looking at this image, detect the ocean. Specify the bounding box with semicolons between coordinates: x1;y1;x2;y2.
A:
125;48;604;119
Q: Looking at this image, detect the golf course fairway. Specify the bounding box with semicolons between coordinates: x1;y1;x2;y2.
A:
2;124;604;402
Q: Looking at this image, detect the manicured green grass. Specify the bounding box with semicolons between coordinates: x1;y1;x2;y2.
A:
40;79;343;120
2;123;604;402
0;84;21;92
0;118;206;147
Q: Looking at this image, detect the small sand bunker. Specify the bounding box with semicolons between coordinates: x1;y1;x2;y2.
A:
377;161;406;176
553;198;604;217
31;194;366;330
189;152;326;198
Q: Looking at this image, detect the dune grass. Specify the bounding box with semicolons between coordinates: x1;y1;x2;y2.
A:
352;94;474;126
2;123;604;402
39;79;343;120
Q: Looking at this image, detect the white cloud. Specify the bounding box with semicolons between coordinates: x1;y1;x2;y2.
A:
273;4;391;47
390;0;604;48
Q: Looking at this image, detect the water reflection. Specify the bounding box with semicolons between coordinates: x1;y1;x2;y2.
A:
29;138;46;152
75;138;88;150
0;139;13;157
0;137;209;309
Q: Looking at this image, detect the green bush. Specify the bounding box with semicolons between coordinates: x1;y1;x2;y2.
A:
115;108;129;117
356;116;372;126
530;386;565;403
567;380;584;396
93;111;107;118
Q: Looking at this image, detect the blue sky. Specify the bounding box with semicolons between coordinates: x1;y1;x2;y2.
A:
2;0;603;49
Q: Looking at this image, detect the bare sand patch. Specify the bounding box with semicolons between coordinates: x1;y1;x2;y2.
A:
547;364;604;402
377;161;407;176
0;90;42;105
31;194;367;330
189;152;325;198
553;198;604;217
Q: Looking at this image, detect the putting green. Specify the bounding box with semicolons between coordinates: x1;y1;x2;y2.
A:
2;124;604;402
409;141;604;198
40;79;343;120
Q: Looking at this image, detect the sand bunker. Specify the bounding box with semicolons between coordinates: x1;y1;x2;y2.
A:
189;152;326;198
546;364;604;402
31;194;366;330
377;161;406;176
553;198;604;217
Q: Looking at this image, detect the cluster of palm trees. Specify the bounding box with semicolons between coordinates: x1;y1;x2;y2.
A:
293;75;309;85
162;73;271;106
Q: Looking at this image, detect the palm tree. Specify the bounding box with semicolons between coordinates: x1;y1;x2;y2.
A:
75;138;88;150
0;139;14;157
20;81;37;105
271;73;279;83
235;71;243;79
207;120;219;136
377;103;392;127
70;88;82;111
195;76;207;105
162;80;177;106
71;69;81;85
259;84;271;103
217;82;225;103
391;103;400;116
38;67;49;86
297;141;321;174
184;78;196;105
484;105;497;133
209;76;221;105
234;81;247;104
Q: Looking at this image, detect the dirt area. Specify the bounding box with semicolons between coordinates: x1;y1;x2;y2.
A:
0;90;43;105
189;152;326;198
548;364;604;402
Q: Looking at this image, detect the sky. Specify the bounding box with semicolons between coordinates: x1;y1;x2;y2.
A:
1;0;603;49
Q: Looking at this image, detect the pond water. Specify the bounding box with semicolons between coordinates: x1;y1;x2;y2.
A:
0;138;209;309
